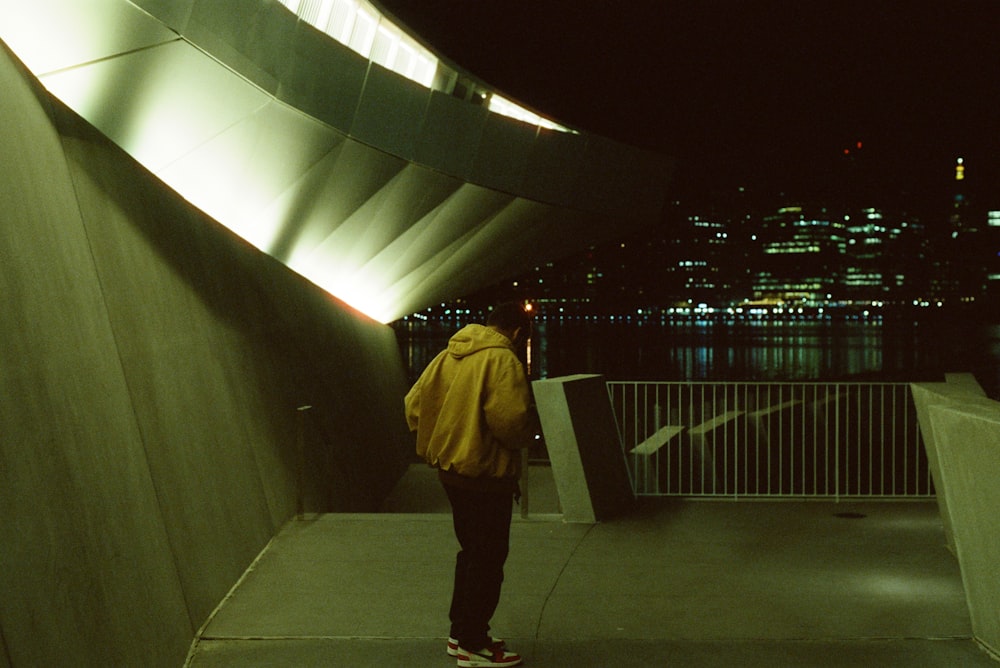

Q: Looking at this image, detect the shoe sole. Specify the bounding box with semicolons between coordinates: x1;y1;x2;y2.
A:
448;638;505;657
455;650;522;667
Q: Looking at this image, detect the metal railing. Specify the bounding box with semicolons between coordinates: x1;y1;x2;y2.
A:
607;381;932;499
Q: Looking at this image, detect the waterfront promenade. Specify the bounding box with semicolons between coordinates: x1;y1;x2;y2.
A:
186;465;995;667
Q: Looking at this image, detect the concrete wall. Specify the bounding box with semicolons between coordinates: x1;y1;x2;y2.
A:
911;381;1000;659
0;42;411;667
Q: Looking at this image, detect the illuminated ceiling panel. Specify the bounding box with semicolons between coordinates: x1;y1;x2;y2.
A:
40;40;272;173
157;101;347;251
0;0;175;75
0;0;670;323
274;142;410;264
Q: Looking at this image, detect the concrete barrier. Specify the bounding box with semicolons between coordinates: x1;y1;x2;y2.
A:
911;381;1000;658
910;381;996;555
532;375;635;523
944;373;987;396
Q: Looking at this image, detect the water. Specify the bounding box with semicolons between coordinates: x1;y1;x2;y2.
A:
395;315;1000;398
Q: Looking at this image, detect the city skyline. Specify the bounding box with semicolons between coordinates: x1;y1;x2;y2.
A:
421;182;1000;320
379;1;997;211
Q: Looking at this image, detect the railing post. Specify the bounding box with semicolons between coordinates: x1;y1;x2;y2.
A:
605;381;927;502
520;448;530;519
296;405;312;517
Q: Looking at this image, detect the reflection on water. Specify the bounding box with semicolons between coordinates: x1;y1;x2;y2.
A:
532;319;888;382
395;316;1000;397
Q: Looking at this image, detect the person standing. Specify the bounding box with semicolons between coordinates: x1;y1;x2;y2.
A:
404;303;537;668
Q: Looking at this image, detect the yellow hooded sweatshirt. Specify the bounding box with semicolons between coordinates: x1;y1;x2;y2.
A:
404;324;536;486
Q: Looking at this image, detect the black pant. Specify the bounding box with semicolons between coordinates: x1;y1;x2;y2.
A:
442;481;514;651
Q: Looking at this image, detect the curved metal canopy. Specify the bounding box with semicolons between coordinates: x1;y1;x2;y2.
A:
0;0;671;322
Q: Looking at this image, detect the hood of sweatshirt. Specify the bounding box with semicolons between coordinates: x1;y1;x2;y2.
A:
447;324;513;359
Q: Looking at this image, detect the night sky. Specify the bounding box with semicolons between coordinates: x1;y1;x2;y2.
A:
379;0;998;214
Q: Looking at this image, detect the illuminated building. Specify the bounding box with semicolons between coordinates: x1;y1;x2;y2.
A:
940;156;986;302
841;207;912;300
662;214;737;305
984;210;1000;305
751;206;847;305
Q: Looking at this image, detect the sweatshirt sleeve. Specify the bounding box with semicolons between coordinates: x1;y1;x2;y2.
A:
403;374;422;432
482;351;537;450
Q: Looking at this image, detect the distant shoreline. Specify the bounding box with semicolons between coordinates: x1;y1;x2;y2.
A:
397;301;999;328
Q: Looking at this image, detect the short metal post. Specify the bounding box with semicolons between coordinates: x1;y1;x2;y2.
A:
520;448;530;518
296;405;312;517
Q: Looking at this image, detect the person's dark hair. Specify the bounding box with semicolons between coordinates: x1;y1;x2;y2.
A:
487;302;532;335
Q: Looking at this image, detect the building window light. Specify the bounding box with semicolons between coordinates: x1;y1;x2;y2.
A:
372;25;398;67
348;8;377;58
488;94;575;133
281;0;576;125
279;0;436;87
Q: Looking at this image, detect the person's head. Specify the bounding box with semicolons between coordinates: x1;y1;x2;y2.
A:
487;302;532;344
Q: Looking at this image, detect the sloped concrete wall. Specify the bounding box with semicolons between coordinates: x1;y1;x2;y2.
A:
911;382;1000;658
0;43;410;667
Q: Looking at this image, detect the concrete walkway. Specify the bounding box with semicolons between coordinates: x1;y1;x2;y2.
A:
186;466;996;666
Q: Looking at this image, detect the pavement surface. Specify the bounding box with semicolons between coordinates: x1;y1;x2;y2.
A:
186;465;997;667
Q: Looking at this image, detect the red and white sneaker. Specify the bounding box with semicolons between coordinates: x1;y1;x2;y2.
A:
447;637;505;657
456;644;522;667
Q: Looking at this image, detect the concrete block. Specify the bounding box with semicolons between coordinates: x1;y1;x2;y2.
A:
910;382;999;555
533;375;634;523
945;372;987;396
926;401;1000;657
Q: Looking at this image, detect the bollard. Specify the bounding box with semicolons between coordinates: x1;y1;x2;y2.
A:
296;405;312;517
